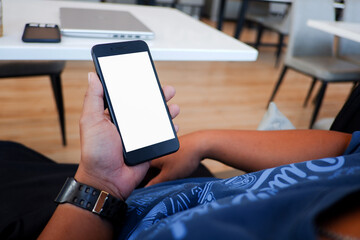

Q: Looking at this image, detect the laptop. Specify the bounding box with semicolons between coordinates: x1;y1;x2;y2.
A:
59;8;155;40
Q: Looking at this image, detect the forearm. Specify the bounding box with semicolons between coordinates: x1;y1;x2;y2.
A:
197;129;352;172
38;172;119;240
38;204;113;240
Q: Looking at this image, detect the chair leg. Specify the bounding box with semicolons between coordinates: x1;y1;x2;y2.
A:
312;82;325;106
309;82;327;129
275;33;285;68
303;77;317;107
136;0;156;5
217;0;226;30
351;81;359;92
344;81;360;103
171;0;178;8
234;0;250;39
254;24;264;49
267;66;288;108
50;73;66;146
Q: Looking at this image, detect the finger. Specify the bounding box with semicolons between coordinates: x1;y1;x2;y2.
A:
150;158;163;169
131;161;151;184
162;85;176;102
168;104;180;119
145;172;169;187
82;72;104;117
174;124;179;133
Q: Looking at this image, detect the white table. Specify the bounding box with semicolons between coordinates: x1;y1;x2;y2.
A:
0;0;258;61
307;20;360;43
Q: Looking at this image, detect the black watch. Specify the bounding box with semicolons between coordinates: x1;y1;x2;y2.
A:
55;177;127;224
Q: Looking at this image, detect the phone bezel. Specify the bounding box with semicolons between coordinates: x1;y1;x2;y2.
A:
91;40;179;166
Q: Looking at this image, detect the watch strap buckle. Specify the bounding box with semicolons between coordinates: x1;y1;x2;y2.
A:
92;190;109;214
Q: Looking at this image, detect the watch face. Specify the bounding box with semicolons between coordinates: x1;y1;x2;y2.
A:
55;177;127;223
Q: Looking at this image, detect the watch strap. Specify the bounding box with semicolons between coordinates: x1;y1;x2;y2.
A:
55;177;127;224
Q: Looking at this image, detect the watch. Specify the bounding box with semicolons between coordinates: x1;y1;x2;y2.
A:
55;177;127;224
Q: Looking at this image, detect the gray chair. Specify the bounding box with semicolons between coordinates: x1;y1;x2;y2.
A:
156;0;204;18
247;2;291;67
303;0;360;109
267;0;360;128
338;0;360;64
0;61;67;146
309;0;360;110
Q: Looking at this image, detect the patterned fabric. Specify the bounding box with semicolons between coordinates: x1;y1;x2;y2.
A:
118;132;360;240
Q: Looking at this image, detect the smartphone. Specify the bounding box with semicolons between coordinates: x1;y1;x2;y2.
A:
22;23;61;43
91;40;179;166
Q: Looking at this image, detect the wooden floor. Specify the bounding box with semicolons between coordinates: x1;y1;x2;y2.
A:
0;20;352;174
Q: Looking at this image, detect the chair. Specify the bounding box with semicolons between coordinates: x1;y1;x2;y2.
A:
303;0;360;109
0;61;67;146
338;0;360;65
267;0;360;129
142;0;204;18
309;0;360;114
246;2;291;67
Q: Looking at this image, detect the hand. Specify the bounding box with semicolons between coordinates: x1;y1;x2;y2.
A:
75;72;179;200
146;131;206;186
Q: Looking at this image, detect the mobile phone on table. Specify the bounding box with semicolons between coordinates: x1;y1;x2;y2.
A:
91;40;179;166
22;23;61;43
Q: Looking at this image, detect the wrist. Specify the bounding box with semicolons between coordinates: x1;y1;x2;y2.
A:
197;130;221;161
39;203;114;240
75;169;125;201
54;177;128;226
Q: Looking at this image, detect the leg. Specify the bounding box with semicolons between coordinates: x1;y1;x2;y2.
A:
303;77;317;107
50;73;66;146
171;0;179;8
137;0;156;5
267;66;288;107
310;82;327;128
0;141;77;239
275;33;285;68
234;0;250;39
254;24;264;49
217;0;227;30
0;141;55;163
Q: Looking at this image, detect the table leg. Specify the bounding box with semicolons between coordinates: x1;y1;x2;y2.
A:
234;0;250;39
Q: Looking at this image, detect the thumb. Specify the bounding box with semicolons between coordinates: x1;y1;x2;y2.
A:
82;72;104;117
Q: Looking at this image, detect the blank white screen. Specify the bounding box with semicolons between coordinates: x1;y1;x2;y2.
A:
98;51;175;152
